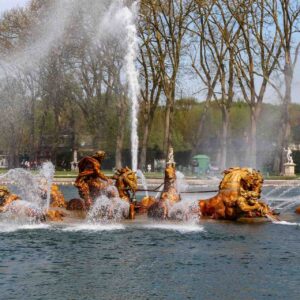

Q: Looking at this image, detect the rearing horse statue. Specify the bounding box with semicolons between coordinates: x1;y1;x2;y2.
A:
199;167;277;220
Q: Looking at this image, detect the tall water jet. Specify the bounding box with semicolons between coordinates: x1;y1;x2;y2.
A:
136;169;149;198
123;2;140;171
175;171;189;195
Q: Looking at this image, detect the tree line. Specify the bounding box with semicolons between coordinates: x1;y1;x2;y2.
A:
0;0;299;173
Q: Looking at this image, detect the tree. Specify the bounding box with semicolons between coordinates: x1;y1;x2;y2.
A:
138;7;163;169
265;0;300;172
140;0;195;158
191;1;241;169
227;0;281;168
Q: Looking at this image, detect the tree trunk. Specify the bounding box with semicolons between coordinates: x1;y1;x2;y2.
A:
139;109;155;170
273;63;292;173
163;98;171;157
249;104;262;169
219;106;229;170
115;96;127;169
163;88;175;158
30;97;36;161
192;90;213;157
8;141;19;168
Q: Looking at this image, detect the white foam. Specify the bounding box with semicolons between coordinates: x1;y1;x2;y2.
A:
0;223;50;233
272;220;300;226
62;223;125;232
141;223;205;233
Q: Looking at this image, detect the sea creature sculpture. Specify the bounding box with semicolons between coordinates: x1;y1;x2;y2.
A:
199;167;276;220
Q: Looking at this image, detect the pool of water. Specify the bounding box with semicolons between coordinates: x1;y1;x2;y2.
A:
1;186;300;299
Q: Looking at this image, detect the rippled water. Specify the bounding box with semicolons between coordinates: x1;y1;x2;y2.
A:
1;186;300;299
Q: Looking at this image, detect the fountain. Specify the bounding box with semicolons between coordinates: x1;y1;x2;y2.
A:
124;2;140;172
1;150;300;227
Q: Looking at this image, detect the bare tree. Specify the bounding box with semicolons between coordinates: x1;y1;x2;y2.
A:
226;0;281;168
191;1;241;169
264;0;300;172
137;8;163;169
140;0;195;158
189;3;221;157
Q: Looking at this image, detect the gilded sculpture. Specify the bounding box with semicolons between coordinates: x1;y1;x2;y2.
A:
147;147;181;219
199;167;277;220
0;185;19;213
74;150;111;208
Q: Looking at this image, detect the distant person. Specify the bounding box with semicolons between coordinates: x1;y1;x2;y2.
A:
25;161;30;170
72;162;77;170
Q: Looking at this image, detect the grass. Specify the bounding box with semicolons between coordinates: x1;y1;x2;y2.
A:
0;168;164;179
0;168;299;180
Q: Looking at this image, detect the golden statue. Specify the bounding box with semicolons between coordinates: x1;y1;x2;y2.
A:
147;147;181;219
70;164;138;219
50;184;67;208
112;167;138;219
112;167;138;202
74;151;111;208
0;185;20;213
39;179;67;209
199;167;277;220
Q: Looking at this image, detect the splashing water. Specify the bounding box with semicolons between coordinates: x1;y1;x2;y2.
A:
0;162;55;227
62;223;125;232
87;186;130;223
263;185;300;212
40;162;55;210
137;169;148;197
271;220;300;226
0;162;55;210
141;222;205;233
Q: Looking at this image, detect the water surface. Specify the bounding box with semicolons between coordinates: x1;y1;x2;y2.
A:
1;186;300;300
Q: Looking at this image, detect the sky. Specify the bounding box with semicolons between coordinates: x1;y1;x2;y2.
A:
0;0;300;104
0;0;29;13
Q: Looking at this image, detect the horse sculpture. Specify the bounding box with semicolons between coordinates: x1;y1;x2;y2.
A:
199;167;277;220
146;148;181;219
112;167;138;219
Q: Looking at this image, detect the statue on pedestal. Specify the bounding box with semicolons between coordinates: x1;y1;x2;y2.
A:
284;147;294;164
283;147;296;176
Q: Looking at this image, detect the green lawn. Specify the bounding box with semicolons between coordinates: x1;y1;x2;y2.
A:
0;168;165;179
0;168;299;180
